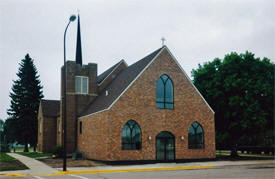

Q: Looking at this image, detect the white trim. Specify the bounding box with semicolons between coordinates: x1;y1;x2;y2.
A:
79;108;109;119
98;60;128;86
34;176;45;179
164;47;215;114
69;174;89;179
80;46;214;119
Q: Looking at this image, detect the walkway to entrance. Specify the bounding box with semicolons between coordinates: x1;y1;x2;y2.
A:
156;131;175;160
2;153;58;175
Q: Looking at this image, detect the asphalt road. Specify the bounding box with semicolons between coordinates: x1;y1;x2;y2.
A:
1;162;274;179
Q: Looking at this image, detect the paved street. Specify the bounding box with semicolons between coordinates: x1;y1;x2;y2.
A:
0;162;274;179
1;154;274;179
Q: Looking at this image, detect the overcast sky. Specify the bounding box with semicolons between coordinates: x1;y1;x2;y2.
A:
0;0;274;120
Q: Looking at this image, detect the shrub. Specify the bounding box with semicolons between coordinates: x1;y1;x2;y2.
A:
72;151;83;160
0;144;10;152
51;145;63;158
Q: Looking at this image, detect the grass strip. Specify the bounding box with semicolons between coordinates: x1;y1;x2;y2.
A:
0;153;16;162
17;152;52;158
0;153;28;171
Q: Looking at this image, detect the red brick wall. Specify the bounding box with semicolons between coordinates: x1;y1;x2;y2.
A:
60;62;98;153
78;48;215;161
78;112;109;160
37;105;57;153
37;106;43;152
42;116;57;152
56;117;62;146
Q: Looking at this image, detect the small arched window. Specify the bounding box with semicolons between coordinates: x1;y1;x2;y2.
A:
122;120;141;150
188;122;204;149
156;74;174;109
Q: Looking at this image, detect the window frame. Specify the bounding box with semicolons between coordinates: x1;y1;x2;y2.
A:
75;76;89;94
188;121;204;149
121;120;142;150
79;121;82;134
156;74;174;109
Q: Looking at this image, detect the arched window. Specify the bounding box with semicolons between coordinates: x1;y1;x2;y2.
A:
122;120;141;150
188;122;204;149
156;74;174;109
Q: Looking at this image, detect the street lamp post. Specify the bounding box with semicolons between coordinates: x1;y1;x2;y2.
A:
63;14;76;172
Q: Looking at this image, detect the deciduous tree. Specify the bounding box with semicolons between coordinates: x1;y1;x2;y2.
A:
192;52;274;156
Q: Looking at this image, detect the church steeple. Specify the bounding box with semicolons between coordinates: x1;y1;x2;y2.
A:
75;14;82;66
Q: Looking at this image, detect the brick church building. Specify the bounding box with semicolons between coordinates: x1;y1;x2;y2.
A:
37;15;215;162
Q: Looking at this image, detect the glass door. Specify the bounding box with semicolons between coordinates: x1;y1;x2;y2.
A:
156;131;175;160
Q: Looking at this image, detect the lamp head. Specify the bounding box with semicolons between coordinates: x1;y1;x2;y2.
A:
69;15;76;22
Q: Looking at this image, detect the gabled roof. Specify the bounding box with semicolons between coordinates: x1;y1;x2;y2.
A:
80;46;164;117
97;60;126;84
41;99;60;117
80;45;214;118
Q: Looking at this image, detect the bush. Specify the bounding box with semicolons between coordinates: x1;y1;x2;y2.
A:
72;151;83;160
51;145;63;158
0;144;10;152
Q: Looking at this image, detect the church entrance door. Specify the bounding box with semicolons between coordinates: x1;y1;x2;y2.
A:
156;131;175;160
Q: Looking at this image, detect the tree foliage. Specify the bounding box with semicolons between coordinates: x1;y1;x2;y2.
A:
192;51;274;154
0;119;4;144
7;54;43;152
2;118;16;144
0;119;4;132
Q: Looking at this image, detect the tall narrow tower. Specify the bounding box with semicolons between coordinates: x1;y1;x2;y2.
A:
58;14;98;153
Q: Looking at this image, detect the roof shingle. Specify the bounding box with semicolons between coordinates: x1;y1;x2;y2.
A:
80;46;164;117
97;60;125;84
41;99;60;117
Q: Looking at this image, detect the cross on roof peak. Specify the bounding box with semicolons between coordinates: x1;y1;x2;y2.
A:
161;37;166;46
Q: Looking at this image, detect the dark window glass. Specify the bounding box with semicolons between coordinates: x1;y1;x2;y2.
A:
188;122;204;149
79;121;82;134
165;79;173;103
156;74;174;109
122;120;141;150
156;79;164;103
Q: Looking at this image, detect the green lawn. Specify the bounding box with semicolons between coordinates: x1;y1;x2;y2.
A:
0;153;16;162
11;146;34;152
17;152;52;158
0;153;28;171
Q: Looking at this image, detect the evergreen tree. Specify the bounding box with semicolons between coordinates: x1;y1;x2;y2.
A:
0;119;4;143
0;119;4;132
192;52;274;156
7;54;43;152
2;117;15;143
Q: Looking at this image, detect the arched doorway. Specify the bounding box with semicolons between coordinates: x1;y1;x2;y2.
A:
156;131;175;160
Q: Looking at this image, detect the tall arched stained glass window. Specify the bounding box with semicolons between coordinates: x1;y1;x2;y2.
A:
188;122;204;149
122;120;141;150
156;74;174;109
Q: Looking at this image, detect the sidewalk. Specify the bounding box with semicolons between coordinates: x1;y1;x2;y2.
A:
0;153;58;176
0;153;274;177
